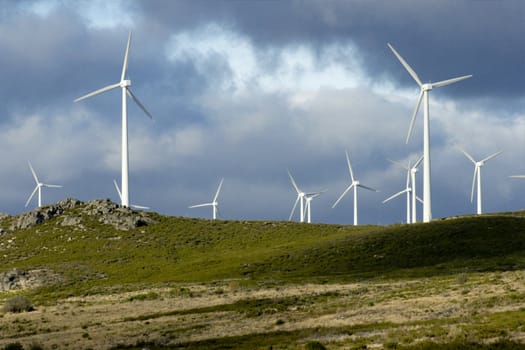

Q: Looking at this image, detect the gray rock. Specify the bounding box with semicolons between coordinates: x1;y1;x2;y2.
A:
0;268;62;291
84;199;155;230
61;215;82;226
8;197;155;231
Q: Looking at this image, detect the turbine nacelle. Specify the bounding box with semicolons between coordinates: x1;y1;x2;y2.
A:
422;83;433;91
120;79;131;88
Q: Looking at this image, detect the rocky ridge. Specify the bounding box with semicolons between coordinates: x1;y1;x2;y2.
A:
6;198;156;231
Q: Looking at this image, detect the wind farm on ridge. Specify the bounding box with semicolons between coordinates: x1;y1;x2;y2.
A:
12;33;523;225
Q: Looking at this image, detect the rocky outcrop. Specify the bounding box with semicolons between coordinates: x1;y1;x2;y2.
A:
8;198;156;231
10;198;83;231
83;199;155;230
0;268;62;291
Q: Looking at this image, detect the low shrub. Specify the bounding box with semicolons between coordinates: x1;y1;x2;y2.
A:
305;341;327;350
3;343;24;350
3;296;34;313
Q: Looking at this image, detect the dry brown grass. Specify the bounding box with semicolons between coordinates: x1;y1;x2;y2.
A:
1;270;524;349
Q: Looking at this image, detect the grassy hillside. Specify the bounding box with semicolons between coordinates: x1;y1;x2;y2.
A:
1;201;525;349
0;202;524;301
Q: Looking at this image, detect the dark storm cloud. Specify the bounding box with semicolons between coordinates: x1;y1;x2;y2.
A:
137;0;525;100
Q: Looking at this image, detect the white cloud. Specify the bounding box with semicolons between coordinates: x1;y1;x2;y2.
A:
20;0;136;29
165;24;368;95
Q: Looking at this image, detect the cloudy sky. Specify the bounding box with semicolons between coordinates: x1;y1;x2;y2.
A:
0;0;524;225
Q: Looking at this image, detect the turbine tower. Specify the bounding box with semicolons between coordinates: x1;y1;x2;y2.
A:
75;31;154;208
388;43;472;223
332;150;378;226
389;156;423;223
25;161;62;208
458;147;502;215
189;178;224;220
113;180;149;210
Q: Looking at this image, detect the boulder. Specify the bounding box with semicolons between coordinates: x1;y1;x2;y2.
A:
0;268;62;291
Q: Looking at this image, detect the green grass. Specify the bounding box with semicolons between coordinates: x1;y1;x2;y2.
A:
1;202;525;302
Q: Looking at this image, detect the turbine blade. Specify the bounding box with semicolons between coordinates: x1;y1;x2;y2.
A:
42;184;62;188
214;178;224;202
126;88;154;120
387;43;423;86
287;170;301;194
413;155;424;169
189;203;213;208
388;159;409;171
332;184;354;208
432;75;472;88
305;191;324;199
25;186;39;208
345;149;355;182
510;175;525;179
74;82;121;102
482;150;502;163
289;196;300;221
416;196;424;204
406;90;424;143
383;189;408;203
131;204;149;210
121;31;132;82
358;184;379;192
457;146;476;164
27;161;39;184
471;167;478;203
405;169;411;188
113;179;122;200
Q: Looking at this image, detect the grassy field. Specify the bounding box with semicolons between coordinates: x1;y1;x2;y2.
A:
0;201;525;349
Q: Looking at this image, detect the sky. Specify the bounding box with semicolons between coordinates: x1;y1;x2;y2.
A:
0;0;524;225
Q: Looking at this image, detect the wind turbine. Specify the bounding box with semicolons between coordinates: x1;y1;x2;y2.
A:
388;156;423;223
304;191;325;224
287;170;323;223
332;150;378;226
25;161;62;208
388;43;472;223
113;180;149;210
288;170;305;222
75;31;153;208
383;168;412;224
458;147;502;215
189;178;224;220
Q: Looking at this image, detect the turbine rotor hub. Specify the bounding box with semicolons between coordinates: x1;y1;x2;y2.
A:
121;79;131;87
422;83;433;91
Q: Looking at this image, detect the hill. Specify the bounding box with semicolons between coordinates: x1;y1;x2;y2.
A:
0;199;525;349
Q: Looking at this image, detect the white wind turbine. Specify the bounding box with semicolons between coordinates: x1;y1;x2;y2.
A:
383;168;412;224
25;161;63;208
458;147;502;215
332;150;378;226
388;43;472;223
288;170;305;222
287;170;322;223
388;156;423;223
113;180;149;210
189;178;224;220
75;31;153;208
304;191;325;224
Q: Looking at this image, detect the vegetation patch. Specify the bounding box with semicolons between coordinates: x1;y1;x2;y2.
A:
2;296;34;313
